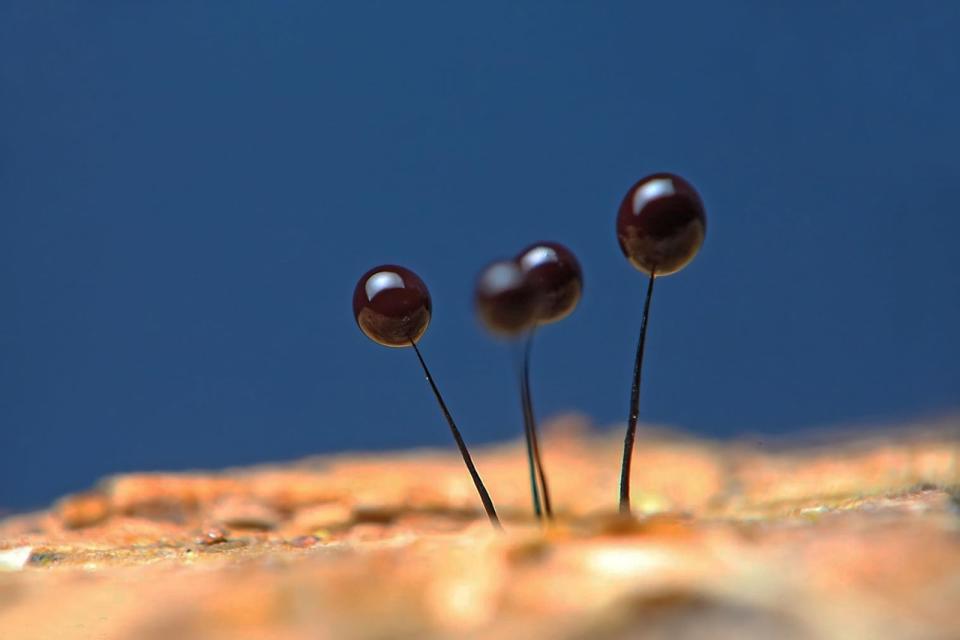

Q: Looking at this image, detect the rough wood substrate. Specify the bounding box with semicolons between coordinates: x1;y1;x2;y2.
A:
1;416;958;639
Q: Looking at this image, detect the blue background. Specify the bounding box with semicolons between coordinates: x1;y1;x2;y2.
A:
2;3;958;510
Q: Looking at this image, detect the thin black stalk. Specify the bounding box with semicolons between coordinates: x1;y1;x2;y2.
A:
411;340;501;529
521;330;553;520
518;348;543;519
619;271;656;514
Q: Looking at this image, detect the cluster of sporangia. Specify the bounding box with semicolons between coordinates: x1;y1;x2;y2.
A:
352;173;707;529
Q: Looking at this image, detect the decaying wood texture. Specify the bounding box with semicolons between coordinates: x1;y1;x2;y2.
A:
1;415;958;639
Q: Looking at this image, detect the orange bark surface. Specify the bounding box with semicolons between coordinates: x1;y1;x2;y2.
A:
1;415;958;639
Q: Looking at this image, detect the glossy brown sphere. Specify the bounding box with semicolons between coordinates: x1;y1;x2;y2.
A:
474;259;540;337
353;265;432;347
616;173;707;276
516;241;583;324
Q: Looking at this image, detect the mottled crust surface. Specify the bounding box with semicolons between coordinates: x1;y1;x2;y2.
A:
1;416;959;639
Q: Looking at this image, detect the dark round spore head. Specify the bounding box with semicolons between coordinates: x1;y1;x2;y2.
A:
616;173;706;276
516;241;583;324
353;265;432;347
474;259;540;337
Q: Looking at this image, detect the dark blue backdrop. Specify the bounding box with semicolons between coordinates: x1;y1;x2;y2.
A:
2;3;959;510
